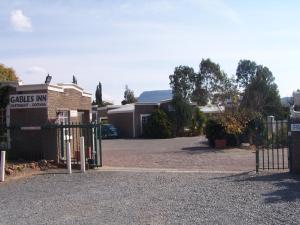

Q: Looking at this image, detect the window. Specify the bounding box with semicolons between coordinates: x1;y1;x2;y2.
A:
56;111;72;142
56;111;69;125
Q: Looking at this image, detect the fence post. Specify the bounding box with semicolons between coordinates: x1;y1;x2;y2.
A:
80;137;86;173
98;124;102;167
1;151;6;182
256;147;259;173
66;142;72;174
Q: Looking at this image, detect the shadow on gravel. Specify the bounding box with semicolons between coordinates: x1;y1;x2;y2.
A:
216;172;300;204
181;146;215;154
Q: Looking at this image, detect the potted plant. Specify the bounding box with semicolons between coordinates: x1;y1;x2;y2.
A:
204;119;226;148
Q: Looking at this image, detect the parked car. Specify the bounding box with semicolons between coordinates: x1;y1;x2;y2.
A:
100;124;118;139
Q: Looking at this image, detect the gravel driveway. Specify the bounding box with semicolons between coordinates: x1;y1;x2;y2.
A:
102;136;255;172
0;170;300;225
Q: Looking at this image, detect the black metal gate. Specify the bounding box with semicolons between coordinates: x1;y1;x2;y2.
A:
0;123;102;167
255;120;290;172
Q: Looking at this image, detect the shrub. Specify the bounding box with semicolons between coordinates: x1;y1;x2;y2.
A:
190;108;207;135
204;110;252;147
143;109;172;139
204;119;226;146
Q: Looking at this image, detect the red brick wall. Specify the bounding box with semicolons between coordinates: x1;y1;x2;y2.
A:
47;89;91;122
108;112;134;138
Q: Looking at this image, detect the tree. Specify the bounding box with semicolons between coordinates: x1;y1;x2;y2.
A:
0;64;18;82
191;59;230;105
192;107;207;134
236;60;257;88
143;109;172;139
122;85;137;105
168;94;193;136
95;82;103;106
169;66;195;100
238;61;283;118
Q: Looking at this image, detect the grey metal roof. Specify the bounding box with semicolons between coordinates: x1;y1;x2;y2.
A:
137;90;172;104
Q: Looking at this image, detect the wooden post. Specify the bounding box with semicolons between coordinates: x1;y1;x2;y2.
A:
66;142;72;174
1;151;6;182
80;137;85;173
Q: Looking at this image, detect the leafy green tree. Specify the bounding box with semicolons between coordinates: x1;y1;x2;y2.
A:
168;94;193;136
238;62;283;118
169;66;195;100
143;109;172;139
95;82;103;106
191;59;230;105
193;107;207;134
122;85;137;105
0;64;18;81
236;60;257;88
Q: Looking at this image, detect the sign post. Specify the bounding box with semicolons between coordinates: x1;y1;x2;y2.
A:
66;142;72;174
80;137;86;173
1;151;6;182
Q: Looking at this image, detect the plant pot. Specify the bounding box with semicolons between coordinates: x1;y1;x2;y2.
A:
215;139;227;149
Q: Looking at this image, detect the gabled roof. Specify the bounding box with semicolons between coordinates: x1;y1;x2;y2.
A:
137;90;172;104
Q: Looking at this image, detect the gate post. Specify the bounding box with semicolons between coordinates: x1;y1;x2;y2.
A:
256;146;259;173
0;151;5;182
290;120;300;173
66;142;72;174
80;137;86;173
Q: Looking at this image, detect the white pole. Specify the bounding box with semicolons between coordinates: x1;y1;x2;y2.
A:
96;139;100;167
66;142;72;174
80;137;86;173
1;151;6;182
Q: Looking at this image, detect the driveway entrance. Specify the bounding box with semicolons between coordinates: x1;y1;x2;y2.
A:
102;136;255;172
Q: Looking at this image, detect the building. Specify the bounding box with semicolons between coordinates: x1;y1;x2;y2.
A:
95;89;226;138
0;81;92;160
105;90;173;138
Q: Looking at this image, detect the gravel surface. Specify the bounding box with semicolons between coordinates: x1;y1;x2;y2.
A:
1;170;300;225
102;136;255;171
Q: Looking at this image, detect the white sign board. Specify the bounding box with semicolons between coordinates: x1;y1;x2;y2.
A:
70;110;78;117
291;124;300;132
10;93;47;109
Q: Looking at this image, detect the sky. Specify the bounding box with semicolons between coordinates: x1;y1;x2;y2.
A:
0;0;299;104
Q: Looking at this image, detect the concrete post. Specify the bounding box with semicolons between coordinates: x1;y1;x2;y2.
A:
1;151;6;182
80;137;86;173
66;142;72;174
96;139;101;167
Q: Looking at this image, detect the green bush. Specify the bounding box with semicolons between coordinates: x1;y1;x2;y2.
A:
204;119;226;146
143;109;172;139
190;107;207;135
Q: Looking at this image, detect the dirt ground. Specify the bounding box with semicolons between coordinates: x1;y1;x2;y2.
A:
102;136;256;172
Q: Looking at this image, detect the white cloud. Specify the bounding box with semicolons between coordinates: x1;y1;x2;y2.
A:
10;9;33;32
